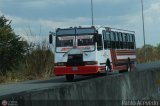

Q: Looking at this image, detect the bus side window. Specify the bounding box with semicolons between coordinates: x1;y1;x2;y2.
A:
103;30;107;49
110;31;114;41
131;34;135;49
122;33;126;49
111;31;115;49
130;34;133;42
114;32;117;49
107;31;111;48
123;33;128;49
97;34;103;50
126;33;129;49
115;32;120;49
119;33;123;49
103;31;111;49
128;34;132;49
116;32;120;49
133;34;136;49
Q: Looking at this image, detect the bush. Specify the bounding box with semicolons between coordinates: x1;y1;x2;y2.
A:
24;46;54;79
136;44;160;63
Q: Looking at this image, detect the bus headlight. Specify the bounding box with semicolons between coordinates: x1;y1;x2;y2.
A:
55;62;66;66
85;61;98;65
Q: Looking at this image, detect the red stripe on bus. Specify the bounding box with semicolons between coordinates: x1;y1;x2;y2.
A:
54;66;102;75
110;49;136;71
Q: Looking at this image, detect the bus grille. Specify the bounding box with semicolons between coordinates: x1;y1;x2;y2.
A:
66;54;84;66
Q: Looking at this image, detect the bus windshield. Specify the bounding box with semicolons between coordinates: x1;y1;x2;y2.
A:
77;35;94;46
56;35;95;47
56;36;74;47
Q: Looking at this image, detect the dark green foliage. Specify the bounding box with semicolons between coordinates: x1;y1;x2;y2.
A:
0;16;28;73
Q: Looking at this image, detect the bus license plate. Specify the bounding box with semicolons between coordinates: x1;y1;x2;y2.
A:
72;67;78;71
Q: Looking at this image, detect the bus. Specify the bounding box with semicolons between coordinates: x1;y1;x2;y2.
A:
49;26;136;81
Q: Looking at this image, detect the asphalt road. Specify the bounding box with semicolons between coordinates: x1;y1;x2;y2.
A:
0;61;160;97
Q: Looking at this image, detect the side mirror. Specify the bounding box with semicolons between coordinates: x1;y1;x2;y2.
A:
49;34;53;44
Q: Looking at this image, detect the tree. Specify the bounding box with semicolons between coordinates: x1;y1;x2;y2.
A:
0;16;27;74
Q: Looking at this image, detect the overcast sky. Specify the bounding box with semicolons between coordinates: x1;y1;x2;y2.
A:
0;0;160;47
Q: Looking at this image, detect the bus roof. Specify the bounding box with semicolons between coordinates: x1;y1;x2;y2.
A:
55;26;135;35
97;26;135;34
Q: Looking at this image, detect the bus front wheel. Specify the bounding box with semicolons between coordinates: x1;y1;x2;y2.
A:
66;75;74;81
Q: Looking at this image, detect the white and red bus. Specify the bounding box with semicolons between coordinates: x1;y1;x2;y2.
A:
49;26;136;81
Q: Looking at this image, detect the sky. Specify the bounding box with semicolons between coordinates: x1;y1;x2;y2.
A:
0;0;160;47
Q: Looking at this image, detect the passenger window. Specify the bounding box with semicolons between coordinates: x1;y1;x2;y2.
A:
131;34;135;49
115;32;120;49
124;34;128;42
119;33;122;41
110;32;114;41
128;34;131;42
127;34;129;42
114;32;116;41
106;32;111;41
105;31;111;49
132;34;135;42
129;34;132;42
127;34;131;49
123;33;126;42
113;32;116;41
102;30;106;40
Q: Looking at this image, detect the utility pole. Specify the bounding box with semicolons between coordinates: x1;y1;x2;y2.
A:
91;0;94;26
141;0;146;60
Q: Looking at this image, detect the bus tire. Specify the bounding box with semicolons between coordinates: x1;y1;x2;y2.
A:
106;58;111;72
66;75;74;81
127;58;131;72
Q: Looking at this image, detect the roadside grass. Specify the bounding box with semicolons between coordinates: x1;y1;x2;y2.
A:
0;43;54;84
24;47;54;80
136;45;160;63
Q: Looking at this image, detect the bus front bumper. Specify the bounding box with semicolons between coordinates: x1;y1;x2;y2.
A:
54;66;104;75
